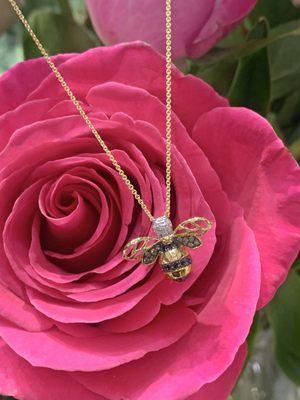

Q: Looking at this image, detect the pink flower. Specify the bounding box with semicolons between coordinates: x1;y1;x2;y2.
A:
85;0;257;59
0;43;299;400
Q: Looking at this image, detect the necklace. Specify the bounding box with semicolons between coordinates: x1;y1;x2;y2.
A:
8;0;212;281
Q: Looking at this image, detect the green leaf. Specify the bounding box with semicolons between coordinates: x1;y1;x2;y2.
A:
268;265;300;385
0;396;17;399
192;22;300;100
196;59;238;96
23;8;98;59
194;20;300;101
22;0;59;15
289;136;300;161
269;20;300;101
195;24;300;69
277;90;300;128
266;112;283;139
246;312;261;359
267;20;300;147
217;23;249;49
250;0;300;28
228;18;271;115
57;0;73;17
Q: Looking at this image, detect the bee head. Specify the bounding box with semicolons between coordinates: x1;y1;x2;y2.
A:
152;216;173;238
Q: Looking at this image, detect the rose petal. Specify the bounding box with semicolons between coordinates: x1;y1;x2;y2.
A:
0;284;52;332
26;269;162;323
86;0;213;59
101;295;162;333
193;107;300;307
26;43;227;132
85;0;256;59
0;340;103;400
187;343;247;400
0;54;72;116
0;303;196;371
189;0;256;57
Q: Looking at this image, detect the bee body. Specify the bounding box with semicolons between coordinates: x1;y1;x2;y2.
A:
123;217;212;282
158;239;191;281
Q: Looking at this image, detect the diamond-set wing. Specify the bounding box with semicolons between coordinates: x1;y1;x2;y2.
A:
123;236;160;264
142;242;162;264
174;234;202;249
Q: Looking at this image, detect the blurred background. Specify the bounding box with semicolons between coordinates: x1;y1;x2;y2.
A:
0;0;300;399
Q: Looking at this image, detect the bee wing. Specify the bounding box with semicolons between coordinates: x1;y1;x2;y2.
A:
174;233;202;249
123;236;160;264
142;242;162;265
174;217;212;238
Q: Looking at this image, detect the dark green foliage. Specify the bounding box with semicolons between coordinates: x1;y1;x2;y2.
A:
228;18;271;115
268;264;300;384
23;8;98;59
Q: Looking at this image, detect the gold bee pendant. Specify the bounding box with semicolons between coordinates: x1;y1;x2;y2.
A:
123;216;212;282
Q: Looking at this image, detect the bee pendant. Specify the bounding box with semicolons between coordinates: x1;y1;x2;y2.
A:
123;216;212;282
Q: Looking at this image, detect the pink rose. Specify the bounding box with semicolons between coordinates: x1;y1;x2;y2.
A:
85;0;257;59
0;43;299;400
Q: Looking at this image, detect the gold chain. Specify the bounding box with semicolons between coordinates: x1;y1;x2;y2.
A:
7;0;173;223
165;0;172;218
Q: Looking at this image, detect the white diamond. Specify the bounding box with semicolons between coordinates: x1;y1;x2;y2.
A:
152;216;173;238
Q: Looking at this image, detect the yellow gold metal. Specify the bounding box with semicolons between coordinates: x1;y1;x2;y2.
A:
7;0;174;223
123;217;212;281
174;216;213;235
165;0;172;218
160;246;182;263
166;265;192;281
123;236;159;260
